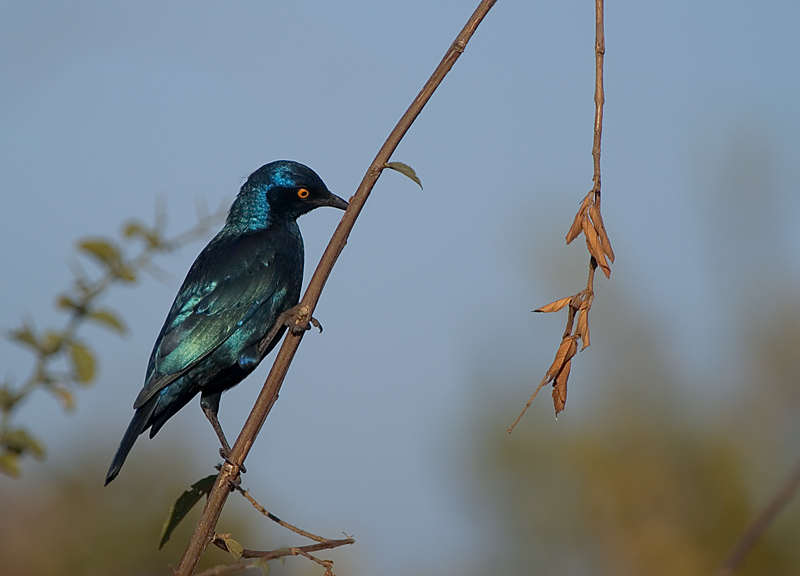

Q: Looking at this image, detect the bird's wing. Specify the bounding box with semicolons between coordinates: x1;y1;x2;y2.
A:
133;229;300;408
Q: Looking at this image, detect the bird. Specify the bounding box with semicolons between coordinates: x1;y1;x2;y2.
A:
105;160;348;485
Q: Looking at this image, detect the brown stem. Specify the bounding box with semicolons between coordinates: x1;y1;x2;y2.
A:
174;2;498;574
233;485;328;543
592;0;605;199
711;459;800;576
195;537;355;576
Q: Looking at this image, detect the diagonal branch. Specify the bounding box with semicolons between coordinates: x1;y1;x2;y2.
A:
711;458;800;576
233;484;328;543
174;2;498;574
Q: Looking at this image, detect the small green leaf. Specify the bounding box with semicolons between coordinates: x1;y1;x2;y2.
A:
56;294;78;310
0;385;17;411
2;428;46;459
78;239;121;267
41;331;64;355
122;221;145;238
0;453;20;477
8;324;38;350
87;309;127;334
254;558;270;575
50;386;76;411
385;161;423;189
115;266;137;283
69;342;96;383
160;474;217;549
123;220;161;248
221;535;244;561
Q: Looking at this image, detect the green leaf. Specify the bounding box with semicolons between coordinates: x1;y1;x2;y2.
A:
220;535;244;561
385;161;423;189
56;294;79;310
0;385;17;411
115;266;137;283
160;474;217;549
69;342;96;383
123;220;161;248
87;309;127;334
122;221;146;238
78;239;121;267
2;428;46;459
41;331;63;355
8;324;38;350
0;453;20;477
50;385;75;411
254;558;270;575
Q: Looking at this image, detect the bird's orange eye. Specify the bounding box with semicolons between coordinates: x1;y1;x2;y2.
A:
297;188;310;199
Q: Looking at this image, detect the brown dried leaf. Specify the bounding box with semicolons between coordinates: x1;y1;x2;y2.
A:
567;336;578;360
535;296;572;314
582;217;611;278
547;336;578;378
589;205;615;263
552;359;571;413
576;306;590;349
565;193;593;244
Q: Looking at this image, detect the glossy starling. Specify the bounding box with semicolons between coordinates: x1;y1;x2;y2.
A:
105;161;347;485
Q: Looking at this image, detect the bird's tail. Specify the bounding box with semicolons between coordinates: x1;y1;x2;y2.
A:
104;399;157;485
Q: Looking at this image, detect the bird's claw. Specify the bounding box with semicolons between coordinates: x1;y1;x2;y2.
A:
292;315;322;334
218;447;247;475
283;304;323;334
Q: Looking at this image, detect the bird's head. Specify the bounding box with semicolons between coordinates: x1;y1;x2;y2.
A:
227;161;348;230
254;161;348;218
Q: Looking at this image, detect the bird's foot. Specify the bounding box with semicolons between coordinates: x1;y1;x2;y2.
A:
218;447;247;475
280;304;323;335
214;460;244;492
256;304;323;356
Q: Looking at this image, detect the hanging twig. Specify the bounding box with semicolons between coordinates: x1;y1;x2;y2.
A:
509;0;612;430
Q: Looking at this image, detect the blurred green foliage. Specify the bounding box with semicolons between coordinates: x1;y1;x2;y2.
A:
0;451;253;576
0;206;222;477
469;302;800;576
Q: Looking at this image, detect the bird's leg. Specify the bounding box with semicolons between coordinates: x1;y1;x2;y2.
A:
200;391;246;474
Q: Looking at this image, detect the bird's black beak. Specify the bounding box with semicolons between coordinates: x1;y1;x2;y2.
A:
325;192;349;211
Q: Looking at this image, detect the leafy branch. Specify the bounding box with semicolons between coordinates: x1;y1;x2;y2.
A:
0;203;223;477
161;475;354;576
508;0;613;431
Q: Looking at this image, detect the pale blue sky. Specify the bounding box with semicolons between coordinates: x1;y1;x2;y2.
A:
2;2;800;575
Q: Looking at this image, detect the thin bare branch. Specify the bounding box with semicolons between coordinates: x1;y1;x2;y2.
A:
592;0;605;196
233;485;327;543
174;2;498;573
711;459;800;576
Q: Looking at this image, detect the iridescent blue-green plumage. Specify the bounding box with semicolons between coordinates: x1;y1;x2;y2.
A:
105;161;347;485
